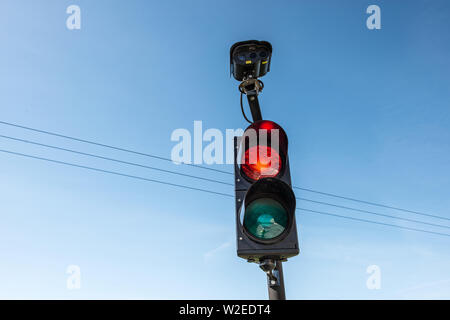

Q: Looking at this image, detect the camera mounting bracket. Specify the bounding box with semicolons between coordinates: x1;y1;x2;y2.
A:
238;78;264;122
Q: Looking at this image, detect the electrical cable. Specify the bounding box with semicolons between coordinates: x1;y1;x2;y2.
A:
0;120;447;222
0;134;233;186
0;147;449;238
0;120;232;176
297;197;450;229
297;208;450;238
293;186;450;222
240;92;253;124
2;133;448;229
0;149;233;198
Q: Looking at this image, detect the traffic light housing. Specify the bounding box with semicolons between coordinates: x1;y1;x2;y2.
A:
234;120;299;263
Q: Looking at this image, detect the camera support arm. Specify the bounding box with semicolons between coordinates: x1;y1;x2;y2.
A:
246;92;262;122
239;78;264;122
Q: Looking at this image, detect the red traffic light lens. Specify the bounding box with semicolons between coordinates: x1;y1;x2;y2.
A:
257;120;278;130
241;145;281;181
240;120;287;181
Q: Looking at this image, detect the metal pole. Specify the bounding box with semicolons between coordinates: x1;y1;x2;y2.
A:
246;93;263;122
260;259;286;300
268;260;286;300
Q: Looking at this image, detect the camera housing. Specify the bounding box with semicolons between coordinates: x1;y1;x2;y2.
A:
230;40;272;81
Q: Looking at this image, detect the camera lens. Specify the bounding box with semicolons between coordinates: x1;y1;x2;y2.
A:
249;52;257;59
259;51;267;58
237;54;246;61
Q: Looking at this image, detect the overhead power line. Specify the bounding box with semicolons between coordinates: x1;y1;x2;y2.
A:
298;208;450;238
293;186;450;222
0;120;231;175
0;149;233;198
0;120;448;222
297;197;450;230
0;134;233;186
1;133;447;230
0;148;449;239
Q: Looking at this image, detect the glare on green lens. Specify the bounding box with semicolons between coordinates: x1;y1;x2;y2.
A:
243;198;288;240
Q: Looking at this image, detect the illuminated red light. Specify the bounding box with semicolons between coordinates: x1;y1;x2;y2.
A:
240;120;287;181
258;120;277;130
241;146;282;181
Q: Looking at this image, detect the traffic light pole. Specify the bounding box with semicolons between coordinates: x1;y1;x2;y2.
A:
269;261;286;300
260;259;286;300
246;92;262;122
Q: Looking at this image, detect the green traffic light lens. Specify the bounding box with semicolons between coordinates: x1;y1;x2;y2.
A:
243;198;288;240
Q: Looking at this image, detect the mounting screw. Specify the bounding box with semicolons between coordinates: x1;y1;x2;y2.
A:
239;237;243;240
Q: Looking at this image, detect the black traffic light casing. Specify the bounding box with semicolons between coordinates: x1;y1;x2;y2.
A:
233;122;299;263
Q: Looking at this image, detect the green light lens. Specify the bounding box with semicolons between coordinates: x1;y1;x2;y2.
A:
243;198;288;240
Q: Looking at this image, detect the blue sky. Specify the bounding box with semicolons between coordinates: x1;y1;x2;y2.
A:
0;0;449;299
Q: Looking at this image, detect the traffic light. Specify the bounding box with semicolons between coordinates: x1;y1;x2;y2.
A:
234;120;299;263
